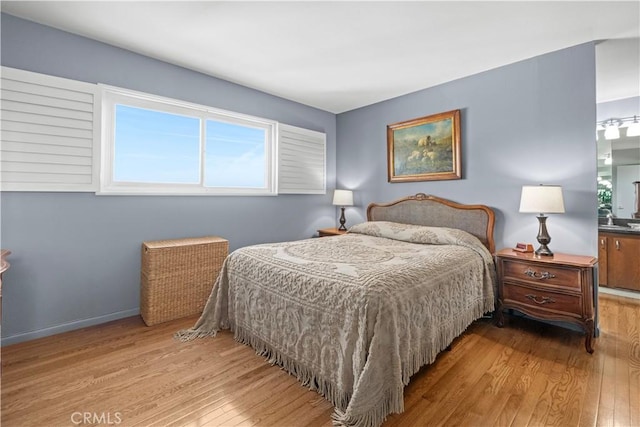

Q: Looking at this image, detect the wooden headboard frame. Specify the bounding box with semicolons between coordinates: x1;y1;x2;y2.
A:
366;193;496;253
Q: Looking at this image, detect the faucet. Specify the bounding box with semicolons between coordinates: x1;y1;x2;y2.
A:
607;213;615;226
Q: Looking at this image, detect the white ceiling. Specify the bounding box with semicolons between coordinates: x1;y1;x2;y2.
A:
2;1;639;113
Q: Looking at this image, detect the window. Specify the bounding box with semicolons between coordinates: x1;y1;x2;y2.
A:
1;67;325;195
100;86;276;195
205;120;268;188
114;105;201;184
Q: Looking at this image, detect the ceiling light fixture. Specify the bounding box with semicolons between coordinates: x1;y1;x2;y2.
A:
627;115;640;137
604;120;620;140
597;115;640;140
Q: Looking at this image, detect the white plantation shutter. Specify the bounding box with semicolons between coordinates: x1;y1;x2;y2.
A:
278;123;326;194
1;67;99;191
0;67;327;196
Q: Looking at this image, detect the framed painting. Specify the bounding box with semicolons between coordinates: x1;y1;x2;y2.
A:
387;109;461;182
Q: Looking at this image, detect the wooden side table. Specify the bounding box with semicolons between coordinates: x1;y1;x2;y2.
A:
495;248;597;353
317;228;347;237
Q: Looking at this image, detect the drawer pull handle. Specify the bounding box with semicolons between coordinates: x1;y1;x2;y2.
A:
525;294;556;305
524;268;556;280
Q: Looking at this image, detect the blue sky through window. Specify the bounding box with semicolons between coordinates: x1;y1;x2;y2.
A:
114;105;200;183
205;121;266;188
113;105;267;188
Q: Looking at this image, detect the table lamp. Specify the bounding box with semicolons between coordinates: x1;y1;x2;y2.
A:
519;184;565;256
332;189;354;231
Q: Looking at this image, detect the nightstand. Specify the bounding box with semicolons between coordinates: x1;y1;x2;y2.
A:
317;228;347;237
495;249;597;353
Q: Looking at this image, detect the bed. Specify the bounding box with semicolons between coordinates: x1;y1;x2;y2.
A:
178;193;496;427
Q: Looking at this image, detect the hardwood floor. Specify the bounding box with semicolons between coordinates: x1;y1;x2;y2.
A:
2;293;638;426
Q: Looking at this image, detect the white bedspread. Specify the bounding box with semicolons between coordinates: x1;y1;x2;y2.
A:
178;221;496;427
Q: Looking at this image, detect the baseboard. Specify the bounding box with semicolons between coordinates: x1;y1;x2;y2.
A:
598;286;640;300
1;308;140;347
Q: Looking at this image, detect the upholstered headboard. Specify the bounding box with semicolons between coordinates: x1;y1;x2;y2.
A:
367;193;496;253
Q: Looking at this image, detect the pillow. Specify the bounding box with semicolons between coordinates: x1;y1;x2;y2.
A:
349;221;491;259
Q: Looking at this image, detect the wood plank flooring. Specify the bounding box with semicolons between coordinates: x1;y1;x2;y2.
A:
2;293;638;427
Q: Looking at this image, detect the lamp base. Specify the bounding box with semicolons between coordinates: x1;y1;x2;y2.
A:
338;207;347;231
535;244;554;257
535;214;554;257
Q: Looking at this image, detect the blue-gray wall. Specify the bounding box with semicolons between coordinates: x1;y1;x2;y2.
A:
0;14;337;344
1;14;599;345
337;43;598;258
597;96;640;120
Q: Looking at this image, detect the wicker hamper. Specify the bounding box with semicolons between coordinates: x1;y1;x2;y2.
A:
140;236;228;326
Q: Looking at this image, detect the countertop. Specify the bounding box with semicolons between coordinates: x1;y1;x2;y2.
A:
598;225;640;235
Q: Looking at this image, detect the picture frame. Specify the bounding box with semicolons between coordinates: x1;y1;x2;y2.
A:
387;109;461;182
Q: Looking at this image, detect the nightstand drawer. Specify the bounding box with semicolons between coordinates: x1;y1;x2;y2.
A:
502;282;583;317
502;259;581;291
495;249;597;353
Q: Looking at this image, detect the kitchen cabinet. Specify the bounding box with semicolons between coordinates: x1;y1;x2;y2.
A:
598;231;640;292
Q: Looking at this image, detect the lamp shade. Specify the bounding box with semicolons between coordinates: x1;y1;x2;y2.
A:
332;189;353;206
519;185;565;214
